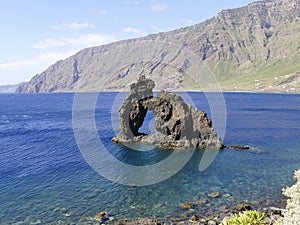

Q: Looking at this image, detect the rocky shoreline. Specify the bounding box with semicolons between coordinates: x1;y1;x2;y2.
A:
90;192;287;225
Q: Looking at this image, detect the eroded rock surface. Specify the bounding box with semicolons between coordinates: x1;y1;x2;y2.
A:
112;76;223;150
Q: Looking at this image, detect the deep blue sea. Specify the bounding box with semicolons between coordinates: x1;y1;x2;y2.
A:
0;92;300;224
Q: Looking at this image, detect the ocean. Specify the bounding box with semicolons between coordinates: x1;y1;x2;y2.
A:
0;92;300;224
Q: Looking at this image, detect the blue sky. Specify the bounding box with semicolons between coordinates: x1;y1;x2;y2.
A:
0;0;255;85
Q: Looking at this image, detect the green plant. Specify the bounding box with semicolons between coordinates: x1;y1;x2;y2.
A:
281;169;300;224
222;210;266;225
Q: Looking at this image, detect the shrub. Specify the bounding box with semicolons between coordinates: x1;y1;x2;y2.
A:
281;169;300;224
222;210;266;225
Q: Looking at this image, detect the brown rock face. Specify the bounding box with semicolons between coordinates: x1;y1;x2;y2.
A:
112;76;223;150
17;0;300;94
117;75;155;139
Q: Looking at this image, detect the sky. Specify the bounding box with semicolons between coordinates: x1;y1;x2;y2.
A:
0;0;255;85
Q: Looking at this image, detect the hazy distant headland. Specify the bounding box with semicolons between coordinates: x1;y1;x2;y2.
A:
14;0;300;94
0;84;22;93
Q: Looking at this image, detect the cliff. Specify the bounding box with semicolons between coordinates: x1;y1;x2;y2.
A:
17;0;300;93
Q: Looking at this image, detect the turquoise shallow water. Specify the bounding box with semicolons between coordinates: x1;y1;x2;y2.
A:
0;92;299;224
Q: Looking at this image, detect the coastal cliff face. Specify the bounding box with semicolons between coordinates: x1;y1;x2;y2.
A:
17;0;300;93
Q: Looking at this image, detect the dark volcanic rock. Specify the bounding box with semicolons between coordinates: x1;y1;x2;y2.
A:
112;76;223;150
236;203;252;211
227;145;250;150
117;75;155;139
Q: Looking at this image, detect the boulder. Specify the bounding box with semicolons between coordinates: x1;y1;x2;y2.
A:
115;217;163;225
236;203;252;211
208;192;221;198
190;214;199;222
180;202;194;209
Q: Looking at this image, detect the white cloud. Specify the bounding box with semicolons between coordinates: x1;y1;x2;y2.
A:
33;33;116;49
0;49;79;84
0;59;37;70
151;3;167;12
69;22;95;29
124;1;140;4
52;22;96;30
0;33;117;84
99;10;107;14
91;9;107;15
0;50;78;71
33;38;66;48
150;25;165;32
123;27;146;35
52;24;65;29
181;18;196;25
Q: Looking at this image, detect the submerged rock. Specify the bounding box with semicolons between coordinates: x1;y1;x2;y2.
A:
115;217;163;225
94;211;110;222
112;75;224;150
197;198;208;205
227;145;250;150
180;202;194;209
208;192;222;198
190;214;199;222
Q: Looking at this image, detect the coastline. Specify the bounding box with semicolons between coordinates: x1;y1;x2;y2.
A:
2;90;300;94
97;194;287;225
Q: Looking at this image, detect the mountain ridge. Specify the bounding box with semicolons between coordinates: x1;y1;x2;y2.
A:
0;84;21;93
17;0;300;93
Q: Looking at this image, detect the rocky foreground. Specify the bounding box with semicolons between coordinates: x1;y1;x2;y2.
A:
90;193;287;225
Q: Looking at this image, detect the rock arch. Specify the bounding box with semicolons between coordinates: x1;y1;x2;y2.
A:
112;76;223;150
